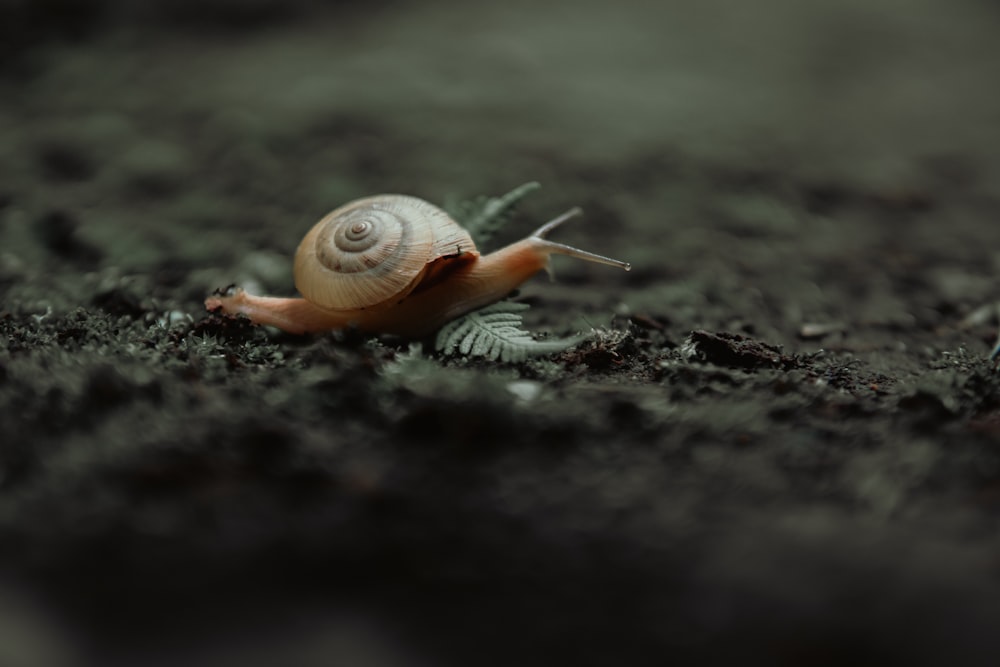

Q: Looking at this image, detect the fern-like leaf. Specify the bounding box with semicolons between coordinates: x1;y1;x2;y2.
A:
444;182;542;246
435;302;586;363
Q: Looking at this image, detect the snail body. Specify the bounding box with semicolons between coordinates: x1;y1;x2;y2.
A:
205;194;630;337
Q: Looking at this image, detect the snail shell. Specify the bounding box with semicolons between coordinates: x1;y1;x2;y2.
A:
293;195;476;311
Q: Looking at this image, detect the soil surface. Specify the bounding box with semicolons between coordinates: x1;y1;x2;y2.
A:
3;1;1000;665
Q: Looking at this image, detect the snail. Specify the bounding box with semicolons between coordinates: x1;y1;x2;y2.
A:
205;194;630;337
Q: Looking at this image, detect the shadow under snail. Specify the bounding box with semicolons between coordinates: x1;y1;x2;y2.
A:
205;194;631;338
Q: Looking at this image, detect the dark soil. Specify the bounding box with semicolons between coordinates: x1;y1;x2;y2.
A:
3;1;1000;665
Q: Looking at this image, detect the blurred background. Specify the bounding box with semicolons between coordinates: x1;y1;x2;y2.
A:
3;0;999;278
3;1;1000;665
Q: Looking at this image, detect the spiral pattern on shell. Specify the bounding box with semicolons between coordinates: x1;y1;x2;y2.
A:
294;195;476;311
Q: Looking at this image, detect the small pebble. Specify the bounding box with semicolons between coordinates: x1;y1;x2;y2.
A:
507;380;542;403
799;322;847;340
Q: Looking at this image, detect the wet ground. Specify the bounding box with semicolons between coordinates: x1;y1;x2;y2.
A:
2;1;1000;665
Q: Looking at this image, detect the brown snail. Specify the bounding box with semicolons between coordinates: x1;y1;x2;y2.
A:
205;194;630;337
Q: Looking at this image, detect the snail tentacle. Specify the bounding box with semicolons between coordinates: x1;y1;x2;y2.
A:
529;209;632;271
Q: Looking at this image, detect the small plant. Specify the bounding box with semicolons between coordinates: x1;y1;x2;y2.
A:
435;301;587;363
